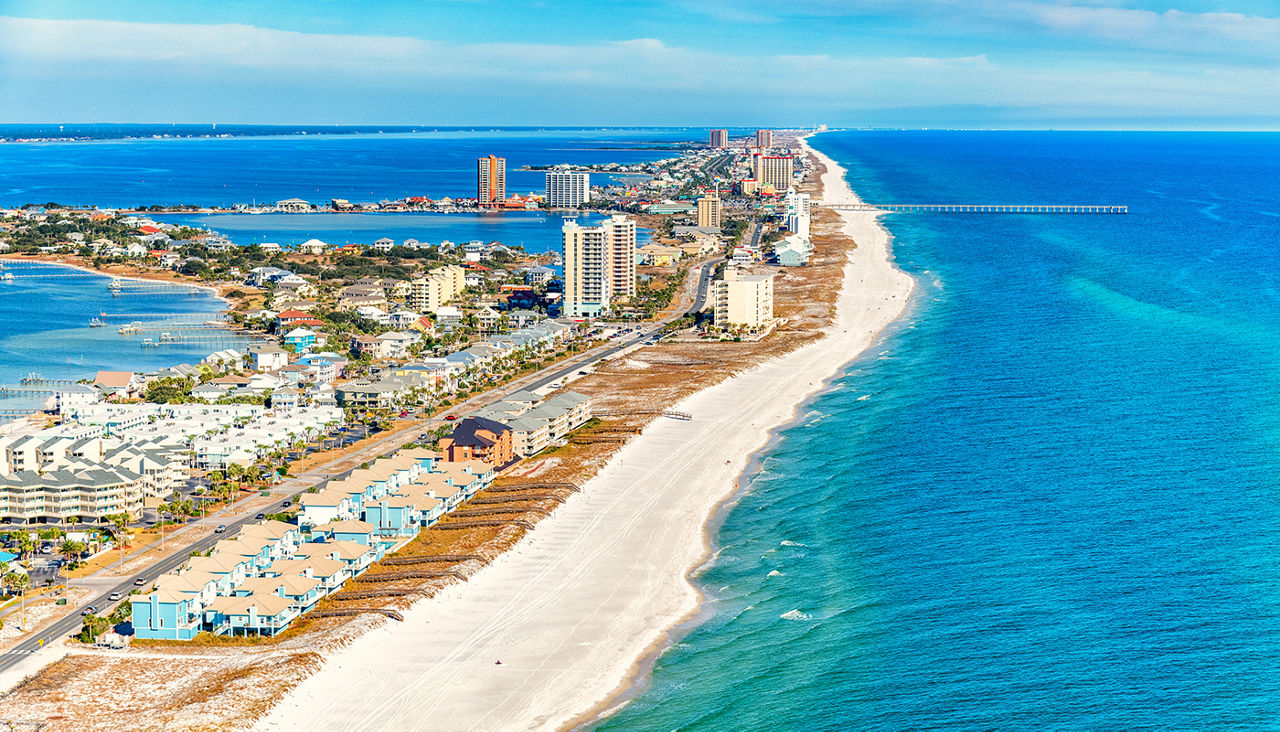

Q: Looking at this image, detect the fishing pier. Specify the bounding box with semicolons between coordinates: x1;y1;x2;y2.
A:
816;202;1128;214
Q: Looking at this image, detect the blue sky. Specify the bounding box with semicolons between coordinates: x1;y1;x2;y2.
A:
1;0;1278;128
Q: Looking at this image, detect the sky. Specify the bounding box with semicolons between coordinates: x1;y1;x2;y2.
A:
1;0;1278;129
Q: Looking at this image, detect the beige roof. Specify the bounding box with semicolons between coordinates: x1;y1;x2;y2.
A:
322;519;375;534
213;535;274;556
155;571;217;595
235;576;287;596
93;370;135;388
239;520;296;541
301;556;346;578
300;490;348;507
139;589;189;605
208;592;294;617
187;554;248;574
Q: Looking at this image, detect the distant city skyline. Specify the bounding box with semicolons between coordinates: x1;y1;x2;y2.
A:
2;1;1279;129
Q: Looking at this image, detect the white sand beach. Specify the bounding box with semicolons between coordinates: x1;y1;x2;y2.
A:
257;140;916;731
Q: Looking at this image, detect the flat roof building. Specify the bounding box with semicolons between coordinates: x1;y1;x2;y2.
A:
545;171;590;208
477;155;506;207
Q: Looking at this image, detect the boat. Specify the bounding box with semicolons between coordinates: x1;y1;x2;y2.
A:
140;339;158;348
1;273;13;281
89;318;103;327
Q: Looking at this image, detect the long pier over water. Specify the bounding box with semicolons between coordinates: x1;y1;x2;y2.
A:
816;202;1128;214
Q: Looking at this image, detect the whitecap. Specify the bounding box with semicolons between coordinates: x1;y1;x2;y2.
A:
856;394;871;401
780;540;807;547
766;570;784;578
779;609;812;621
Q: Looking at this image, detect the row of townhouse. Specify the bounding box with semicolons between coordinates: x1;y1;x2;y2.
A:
298;449;494;537
133;518;385;639
134;448;476;639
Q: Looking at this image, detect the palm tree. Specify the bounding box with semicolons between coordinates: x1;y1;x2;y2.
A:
7;571;30;630
15;533;34;561
58;539;85;579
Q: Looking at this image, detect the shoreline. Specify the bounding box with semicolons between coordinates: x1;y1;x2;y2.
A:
255;135;917;731
0;254;233;306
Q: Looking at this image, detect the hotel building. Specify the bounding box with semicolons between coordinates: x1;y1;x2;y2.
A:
754;154;794;192
477;155;506;207
545;171;590;208
756;129;774;150
709;129;728;148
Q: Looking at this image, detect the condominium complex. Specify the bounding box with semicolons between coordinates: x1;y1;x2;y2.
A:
756;129;773;150
710;129;728;148
561;214;637;318
714;267;775;329
754;154;794;192
697;195;722;228
408;264;467;314
477;155;506;207
545;171;590;208
0;433;185;523
561;219;610;318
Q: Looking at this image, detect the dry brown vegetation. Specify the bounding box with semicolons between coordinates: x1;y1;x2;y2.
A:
0;148;858;730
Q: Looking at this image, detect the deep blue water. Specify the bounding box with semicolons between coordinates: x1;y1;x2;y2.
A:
598;131;1280;730
0;128;695;208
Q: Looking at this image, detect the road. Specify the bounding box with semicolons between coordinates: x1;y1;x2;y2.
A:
0;256;720;670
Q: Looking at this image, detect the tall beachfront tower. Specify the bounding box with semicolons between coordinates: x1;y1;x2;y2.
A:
709;129;728;148
561;214;636;318
604;214;636;299
545;171;590;208
562;218;612;318
477;155;506;207
756;129;773;150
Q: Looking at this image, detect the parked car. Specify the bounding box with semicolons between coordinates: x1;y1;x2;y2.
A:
214;524;227;533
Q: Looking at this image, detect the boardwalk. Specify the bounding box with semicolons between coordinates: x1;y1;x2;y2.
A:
816;202;1128;214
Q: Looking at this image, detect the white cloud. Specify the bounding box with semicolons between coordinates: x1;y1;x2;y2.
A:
1;14;1278;124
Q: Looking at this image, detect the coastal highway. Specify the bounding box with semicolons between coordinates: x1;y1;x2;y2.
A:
0;257;719;671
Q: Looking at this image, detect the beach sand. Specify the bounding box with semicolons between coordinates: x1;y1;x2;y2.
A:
256;139;915;731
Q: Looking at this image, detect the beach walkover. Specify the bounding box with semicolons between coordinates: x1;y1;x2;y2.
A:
816;202;1128;214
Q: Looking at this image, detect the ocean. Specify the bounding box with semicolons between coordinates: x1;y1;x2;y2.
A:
597;131;1280;730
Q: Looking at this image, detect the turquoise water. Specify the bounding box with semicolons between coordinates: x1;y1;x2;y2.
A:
0;262;238;411
598;131;1280;730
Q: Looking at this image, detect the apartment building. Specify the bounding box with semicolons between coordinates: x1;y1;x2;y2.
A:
714;267;776;329
408;264;467;314
753;154;794;192
710;129;728;148
756;129;774;149
545;171;590;208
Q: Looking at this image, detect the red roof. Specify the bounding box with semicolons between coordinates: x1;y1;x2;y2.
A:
275;309;311;320
137;225;162;234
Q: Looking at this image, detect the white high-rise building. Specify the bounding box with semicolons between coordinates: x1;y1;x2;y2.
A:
784;190;811;239
604;214;636;299
561;214;637;318
562;219;611;318
545;171;590;208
